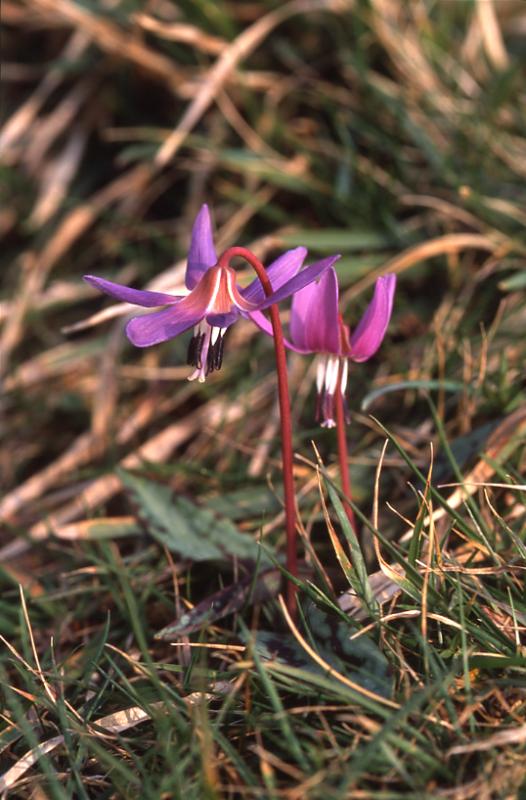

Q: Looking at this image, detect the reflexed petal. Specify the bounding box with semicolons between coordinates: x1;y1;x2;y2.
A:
84;275;179;307
241;247;307;305
186;204;217;290
258;255;340;311
289;266;340;355
245;309;273;337
246;309;306;352
125;273;227;347
348;274;396;362
125;304;203;347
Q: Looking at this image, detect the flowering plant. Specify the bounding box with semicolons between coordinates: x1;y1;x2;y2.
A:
84;205;338;382
84;204;343;614
252;265;396;427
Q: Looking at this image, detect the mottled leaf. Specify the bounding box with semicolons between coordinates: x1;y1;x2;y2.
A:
256;602;393;699
156;569;281;638
120;470;270;564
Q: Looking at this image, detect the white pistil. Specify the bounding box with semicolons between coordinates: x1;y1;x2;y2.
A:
187;322;212;383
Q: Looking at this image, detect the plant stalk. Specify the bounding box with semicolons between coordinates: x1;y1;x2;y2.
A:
218;246;297;617
334;363;357;531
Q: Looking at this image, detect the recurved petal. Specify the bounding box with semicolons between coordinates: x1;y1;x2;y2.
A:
125;304;203;347
245;308;273;337
186;204;217;290
84;275;179;307
257;255;340;311
126;272;232;346
245;309;306;353
241;247;307;305
348;274;396;362
289;266;340;354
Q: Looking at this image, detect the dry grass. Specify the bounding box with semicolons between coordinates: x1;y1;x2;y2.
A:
1;1;525;797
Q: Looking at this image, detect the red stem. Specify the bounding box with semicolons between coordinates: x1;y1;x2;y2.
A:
218;246;297;617
334;365;357;531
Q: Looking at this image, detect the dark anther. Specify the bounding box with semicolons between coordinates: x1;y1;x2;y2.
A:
206;330;226;375
315;390;323;423
187;333;205;368
206;340;215;373
214;333;225;371
186;336;196;366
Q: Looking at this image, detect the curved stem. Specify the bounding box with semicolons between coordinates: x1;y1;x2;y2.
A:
334;364;356;531
218;246;297;617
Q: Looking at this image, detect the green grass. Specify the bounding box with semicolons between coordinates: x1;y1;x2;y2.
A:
1;0;526;797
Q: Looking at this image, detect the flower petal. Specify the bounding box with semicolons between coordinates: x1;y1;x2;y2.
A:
245;309;273;336
246;309;307;353
257;255;340;311
186;204;217;290
289;266;340;354
348;274;396;362
125;274;227;347
125;304;203;347
241;247;307;305
84;275;179;307
206;310;240;328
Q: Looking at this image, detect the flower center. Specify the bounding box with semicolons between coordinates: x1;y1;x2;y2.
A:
314;354;348;428
186;322;227;383
192;264;255;315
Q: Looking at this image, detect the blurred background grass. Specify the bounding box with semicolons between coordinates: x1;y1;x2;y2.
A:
1;1;526;797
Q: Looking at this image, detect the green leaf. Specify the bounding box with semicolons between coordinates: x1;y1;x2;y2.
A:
120;470;269;564
323;475;376;613
498;271;526;291
205;485;281;521
256;602;392;699
156;569;281;639
361;380;467;411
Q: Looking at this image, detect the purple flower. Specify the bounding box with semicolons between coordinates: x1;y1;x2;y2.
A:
252;266;396;427
84;205;339;382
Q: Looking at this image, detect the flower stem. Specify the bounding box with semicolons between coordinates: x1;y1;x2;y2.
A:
334;365;357;531
218;246;297;617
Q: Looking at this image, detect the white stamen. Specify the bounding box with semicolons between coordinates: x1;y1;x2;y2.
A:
339;358;348;394
211;326;221;345
325;355;340;396
316;355;327;394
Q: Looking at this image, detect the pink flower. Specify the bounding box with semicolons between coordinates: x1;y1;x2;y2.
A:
252;266;396;426
84;205;339;381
